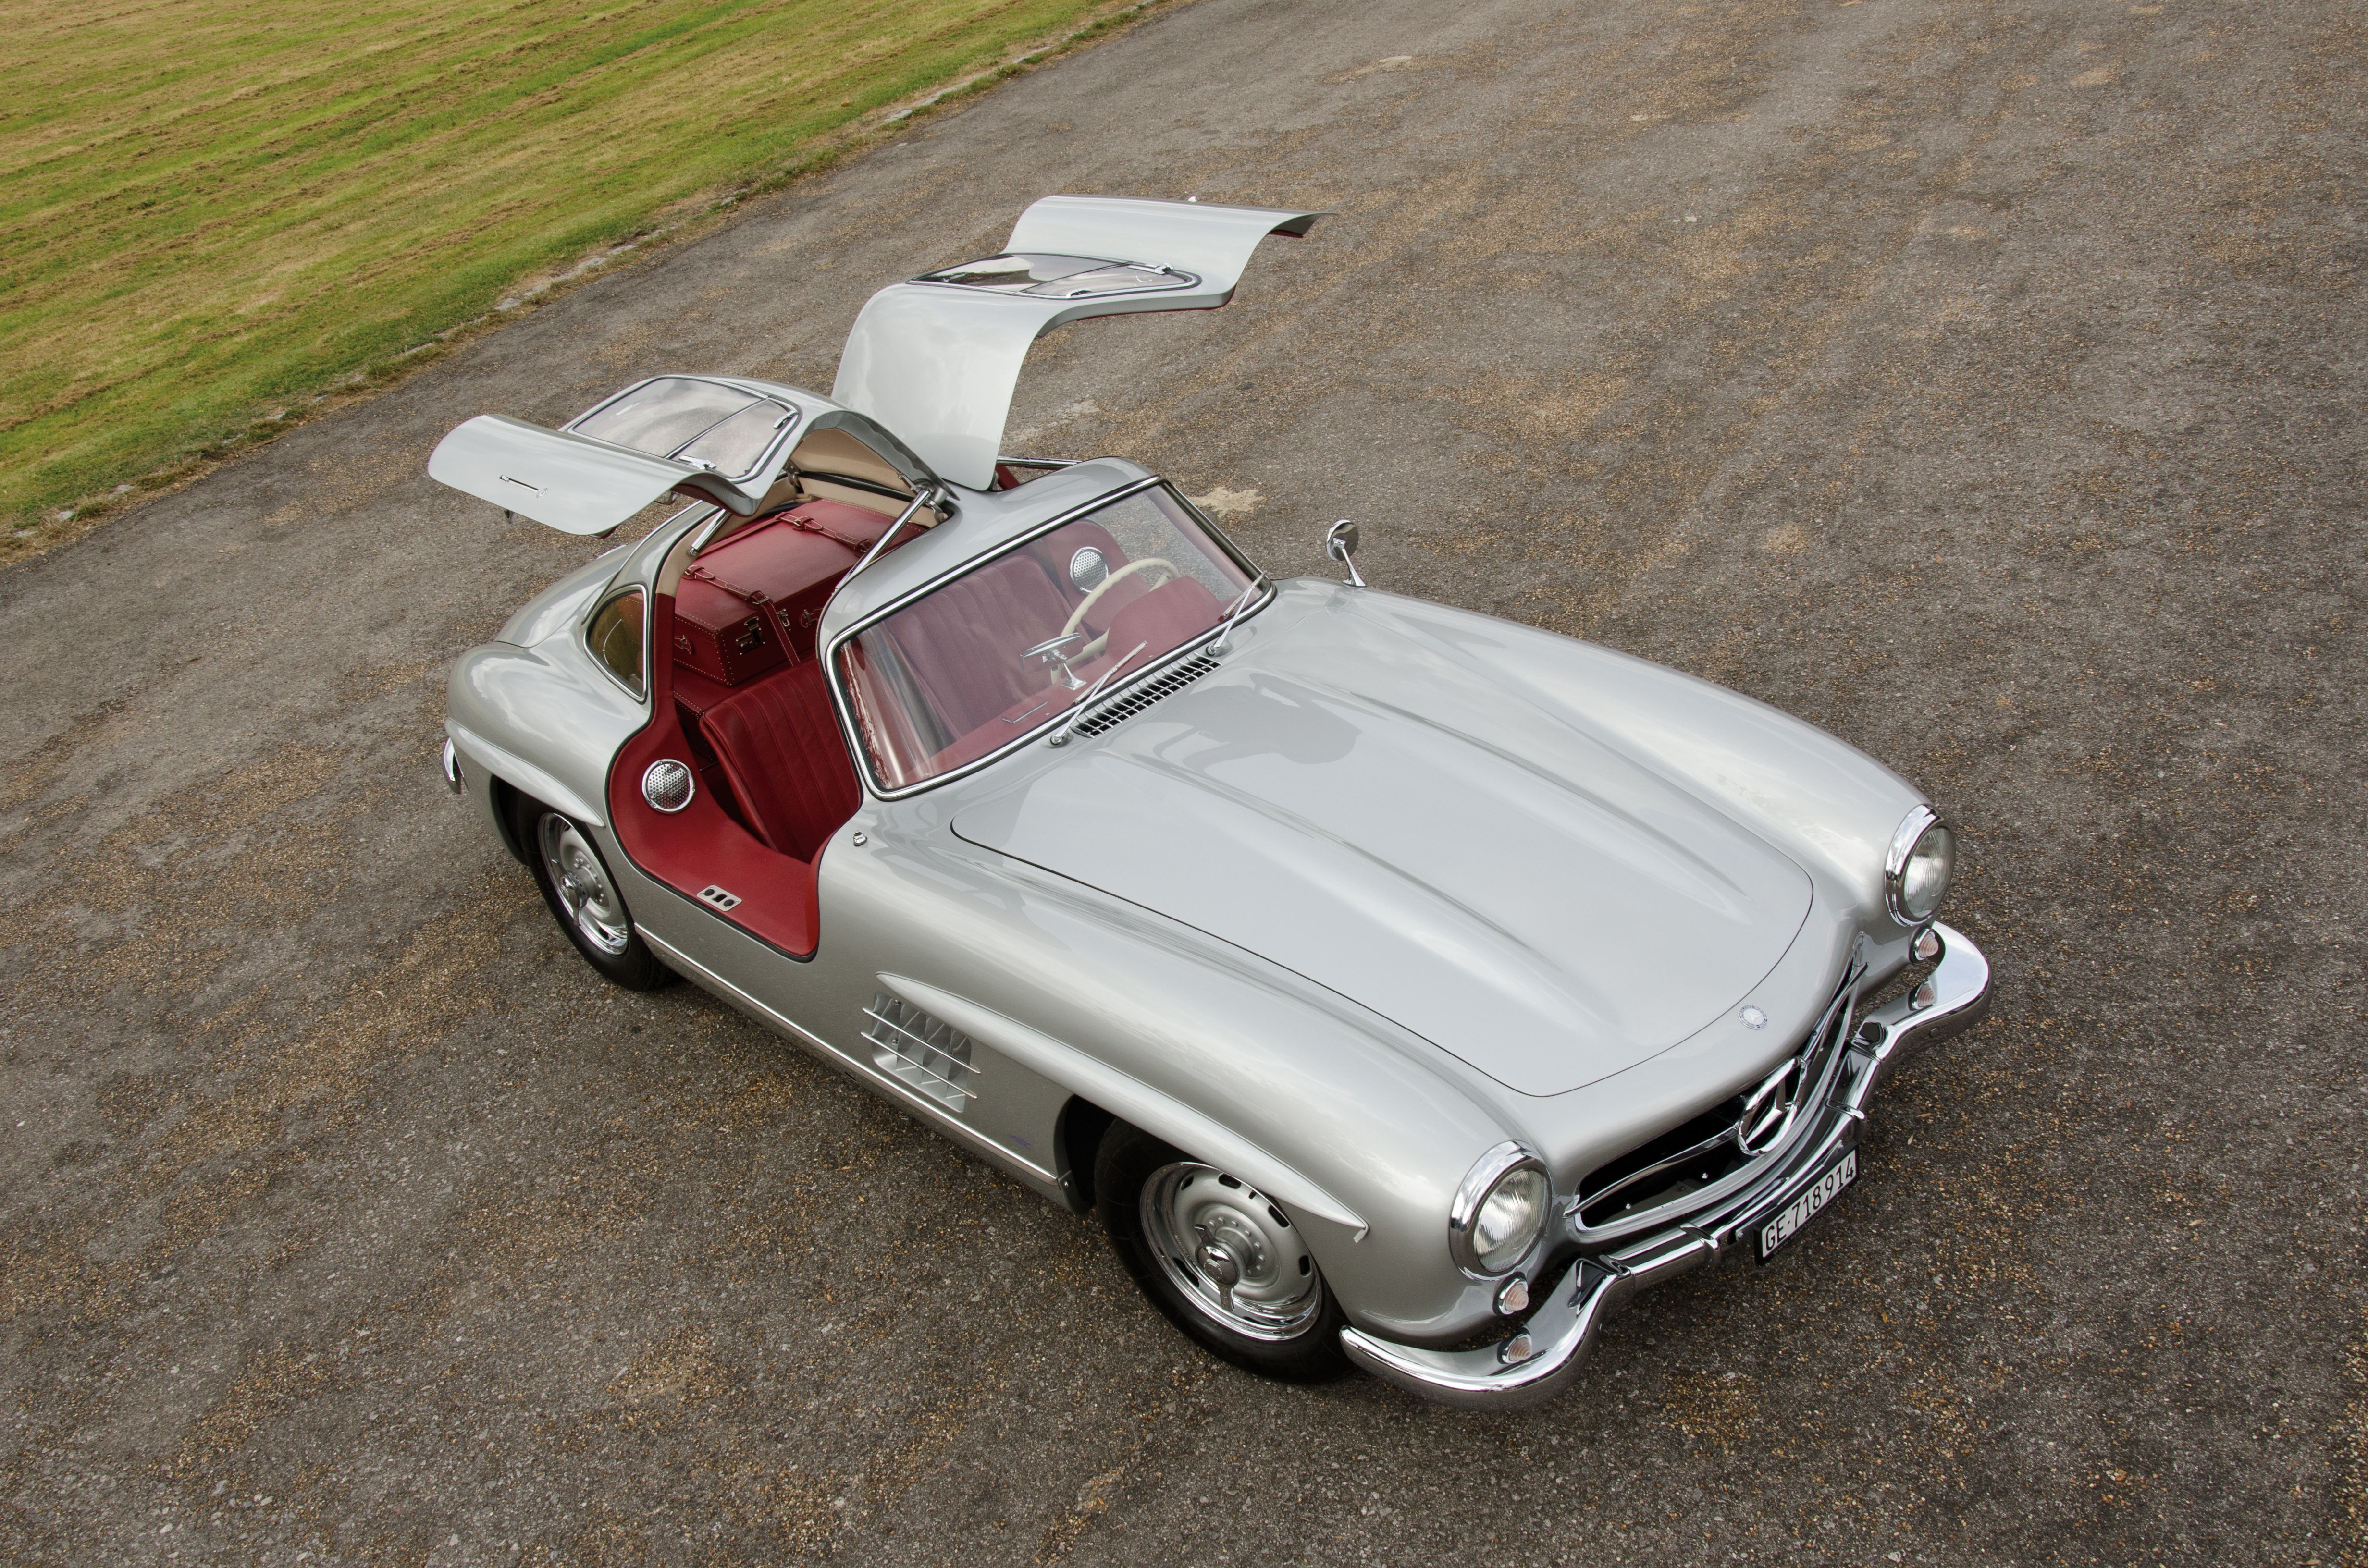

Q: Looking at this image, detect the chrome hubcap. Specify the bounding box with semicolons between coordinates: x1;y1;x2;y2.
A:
536;813;630;957
1141;1162;1322;1340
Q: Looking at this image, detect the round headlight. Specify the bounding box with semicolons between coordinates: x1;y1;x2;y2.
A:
1450;1143;1551;1278
1885;807;1955;924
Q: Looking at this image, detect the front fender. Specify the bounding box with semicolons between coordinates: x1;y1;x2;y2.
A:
882;976;1368;1236
823;826;1526;1342
445;639;645;831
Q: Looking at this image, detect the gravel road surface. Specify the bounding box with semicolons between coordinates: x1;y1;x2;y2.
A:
3;1;2361;1563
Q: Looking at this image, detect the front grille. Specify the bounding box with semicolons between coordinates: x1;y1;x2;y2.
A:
862;994;977;1113
1072;655;1219;737
1574;1096;1757;1231
1572;982;1857;1235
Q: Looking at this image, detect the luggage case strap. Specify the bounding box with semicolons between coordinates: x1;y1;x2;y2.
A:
684;564;788;633
776;509;877;553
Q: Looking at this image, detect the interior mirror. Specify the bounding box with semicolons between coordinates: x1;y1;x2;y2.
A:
1324;518;1365;588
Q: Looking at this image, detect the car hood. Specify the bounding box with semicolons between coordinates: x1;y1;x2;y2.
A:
951;601;1813;1096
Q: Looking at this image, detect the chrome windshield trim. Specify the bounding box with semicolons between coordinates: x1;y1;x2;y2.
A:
820;476;1265;801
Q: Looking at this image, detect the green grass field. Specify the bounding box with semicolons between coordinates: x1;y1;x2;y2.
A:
0;0;1129;532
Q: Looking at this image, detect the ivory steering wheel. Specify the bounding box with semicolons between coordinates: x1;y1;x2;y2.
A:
1062;557;1178;640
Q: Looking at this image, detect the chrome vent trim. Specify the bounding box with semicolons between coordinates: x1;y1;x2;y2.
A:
1072;654;1220;737
863;994;977;1112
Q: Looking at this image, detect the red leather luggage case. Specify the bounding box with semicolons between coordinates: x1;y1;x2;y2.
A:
670;501;890;684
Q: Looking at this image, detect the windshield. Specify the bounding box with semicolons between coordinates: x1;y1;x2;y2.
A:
835;485;1257;791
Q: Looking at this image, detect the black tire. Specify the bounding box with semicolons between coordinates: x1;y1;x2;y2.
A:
1095;1120;1350;1383
511;794;672;991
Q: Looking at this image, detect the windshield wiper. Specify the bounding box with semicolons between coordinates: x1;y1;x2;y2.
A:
1205;576;1266;657
1047;641;1149;747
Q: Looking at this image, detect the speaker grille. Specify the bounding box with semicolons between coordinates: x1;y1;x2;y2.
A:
641;759;695;813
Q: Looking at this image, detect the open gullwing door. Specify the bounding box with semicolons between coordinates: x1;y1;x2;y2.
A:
428;375;938;535
831;196;1326;489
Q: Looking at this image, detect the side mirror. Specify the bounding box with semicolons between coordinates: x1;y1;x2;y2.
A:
1324;518;1366;588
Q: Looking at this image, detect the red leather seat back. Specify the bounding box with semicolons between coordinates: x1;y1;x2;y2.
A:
697;660;860;863
880;552;1072;740
1106;576;1223;657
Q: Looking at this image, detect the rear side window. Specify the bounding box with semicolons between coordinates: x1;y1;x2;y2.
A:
587;589;646;698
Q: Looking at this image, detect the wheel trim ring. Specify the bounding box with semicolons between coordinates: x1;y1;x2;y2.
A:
536;814;631;957
1140;1161;1323;1341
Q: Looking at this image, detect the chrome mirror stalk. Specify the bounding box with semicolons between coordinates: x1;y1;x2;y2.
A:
1325;518;1365;588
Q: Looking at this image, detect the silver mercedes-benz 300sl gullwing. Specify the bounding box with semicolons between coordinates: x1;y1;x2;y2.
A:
430;196;1991;1408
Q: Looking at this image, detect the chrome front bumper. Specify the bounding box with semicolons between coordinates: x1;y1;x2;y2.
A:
1339;921;1991;1410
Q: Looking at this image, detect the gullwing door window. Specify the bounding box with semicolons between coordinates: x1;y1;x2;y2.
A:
915;254;1198;300
567;377;800;486
428;380;937;537
430;377;797;537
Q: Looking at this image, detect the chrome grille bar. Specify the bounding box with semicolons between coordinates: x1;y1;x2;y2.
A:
1569;970;1862;1242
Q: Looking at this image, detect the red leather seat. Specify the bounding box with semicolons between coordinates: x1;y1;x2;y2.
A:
884;552;1072;732
1106;576;1222;656
697;659;860;863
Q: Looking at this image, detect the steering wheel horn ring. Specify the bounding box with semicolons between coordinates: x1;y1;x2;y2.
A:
1062;556;1178;641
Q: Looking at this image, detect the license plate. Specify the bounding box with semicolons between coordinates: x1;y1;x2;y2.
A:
1754;1148;1858;1263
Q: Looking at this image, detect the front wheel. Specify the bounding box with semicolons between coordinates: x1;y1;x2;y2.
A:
515;796;671;991
1095;1121;1350;1383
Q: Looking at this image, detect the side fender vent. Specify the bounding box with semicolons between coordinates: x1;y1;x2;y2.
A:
1073;654;1220;738
863;994;977;1112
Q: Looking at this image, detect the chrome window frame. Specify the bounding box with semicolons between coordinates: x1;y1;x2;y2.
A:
564;375;803;489
576;497;719;703
909;254;1202;302
821;475;1270;801
582;584;651;703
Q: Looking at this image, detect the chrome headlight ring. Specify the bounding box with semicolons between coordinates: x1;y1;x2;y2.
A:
1448;1141;1552;1280
1884;805;1956;926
